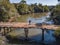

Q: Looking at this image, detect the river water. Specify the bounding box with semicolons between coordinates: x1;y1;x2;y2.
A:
5;12;56;45
27;12;56;44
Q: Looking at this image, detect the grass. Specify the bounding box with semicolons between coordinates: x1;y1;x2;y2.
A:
0;36;6;45
54;27;60;36
7;32;19;38
15;12;47;22
6;30;25;38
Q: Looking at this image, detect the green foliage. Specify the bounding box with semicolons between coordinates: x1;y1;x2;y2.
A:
43;5;49;12
17;0;49;15
50;5;60;24
55;27;60;36
0;0;11;21
0;0;49;22
20;0;26;4
0;0;19;22
18;3;29;14
33;3;43;13
28;4;34;13
0;5;10;22
18;0;29;15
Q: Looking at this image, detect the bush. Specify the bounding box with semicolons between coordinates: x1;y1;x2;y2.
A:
54;27;60;37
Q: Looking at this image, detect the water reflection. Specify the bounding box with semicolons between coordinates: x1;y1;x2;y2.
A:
26;12;56;44
6;12;56;45
7;28;56;45
27;15;54;24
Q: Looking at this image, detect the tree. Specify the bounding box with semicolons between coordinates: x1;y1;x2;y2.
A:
30;3;43;13
0;0;19;22
20;0;26;4
30;4;35;13
18;0;29;15
0;0;11;22
50;5;60;24
38;3;43;12
0;6;10;22
43;5;49;12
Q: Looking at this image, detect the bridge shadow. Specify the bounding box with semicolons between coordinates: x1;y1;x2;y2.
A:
5;27;57;45
5;32;56;45
6;34;44;45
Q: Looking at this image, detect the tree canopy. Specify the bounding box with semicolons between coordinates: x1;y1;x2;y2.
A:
0;0;20;22
50;5;60;25
0;0;49;22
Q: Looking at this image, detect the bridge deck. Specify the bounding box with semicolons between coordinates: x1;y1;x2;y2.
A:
0;22;59;30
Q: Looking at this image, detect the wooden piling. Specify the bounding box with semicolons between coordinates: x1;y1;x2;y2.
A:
0;27;1;32
24;28;29;40
42;28;44;42
3;27;6;35
9;27;12;32
6;27;9;33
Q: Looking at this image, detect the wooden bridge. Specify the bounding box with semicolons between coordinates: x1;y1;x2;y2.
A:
0;22;59;29
0;22;60;42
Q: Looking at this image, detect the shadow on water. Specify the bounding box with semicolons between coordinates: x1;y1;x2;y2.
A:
5;12;60;45
6;28;56;45
6;35;44;45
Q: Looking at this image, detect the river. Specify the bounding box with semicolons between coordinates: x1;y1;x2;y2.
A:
27;12;56;44
2;12;56;45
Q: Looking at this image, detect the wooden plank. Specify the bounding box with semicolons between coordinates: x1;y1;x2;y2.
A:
0;22;59;30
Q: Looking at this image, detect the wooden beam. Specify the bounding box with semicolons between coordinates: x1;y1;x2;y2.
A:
24;28;29;40
41;28;44;42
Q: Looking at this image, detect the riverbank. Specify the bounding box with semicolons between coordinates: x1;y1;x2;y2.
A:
5;28;56;45
15;13;47;22
0;12;56;45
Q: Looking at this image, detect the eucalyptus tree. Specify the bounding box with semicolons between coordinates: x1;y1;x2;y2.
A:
43;5;49;12
50;5;60;24
18;0;29;15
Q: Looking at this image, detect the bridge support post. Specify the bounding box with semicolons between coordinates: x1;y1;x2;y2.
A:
9;27;12;32
0;27;2;35
0;27;1;33
24;28;29;40
6;27;9;33
42;28;44;43
3;27;6;35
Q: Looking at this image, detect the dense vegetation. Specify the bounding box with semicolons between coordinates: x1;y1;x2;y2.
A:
0;0;20;22
0;0;49;22
17;0;49;15
50;5;60;39
55;27;60;36
50;5;60;25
